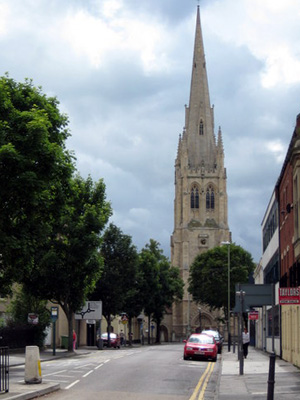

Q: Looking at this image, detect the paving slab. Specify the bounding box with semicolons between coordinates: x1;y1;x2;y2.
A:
217;346;300;400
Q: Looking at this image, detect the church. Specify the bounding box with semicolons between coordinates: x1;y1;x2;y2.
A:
166;6;231;341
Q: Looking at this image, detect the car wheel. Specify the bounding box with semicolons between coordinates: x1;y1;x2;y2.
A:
212;356;217;362
183;354;188;360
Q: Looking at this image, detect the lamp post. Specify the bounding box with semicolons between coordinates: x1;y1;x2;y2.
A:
221;241;231;352
236;289;245;375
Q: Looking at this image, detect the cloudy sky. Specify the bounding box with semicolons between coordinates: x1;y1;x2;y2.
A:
1;0;300;262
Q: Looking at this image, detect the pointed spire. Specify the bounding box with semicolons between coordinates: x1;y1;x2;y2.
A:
185;6;216;169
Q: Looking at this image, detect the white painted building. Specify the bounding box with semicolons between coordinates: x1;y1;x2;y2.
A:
254;190;280;355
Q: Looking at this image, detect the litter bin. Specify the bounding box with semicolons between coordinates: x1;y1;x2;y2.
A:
97;338;103;350
61;336;68;349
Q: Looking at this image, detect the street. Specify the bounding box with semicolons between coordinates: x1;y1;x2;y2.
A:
10;344;220;399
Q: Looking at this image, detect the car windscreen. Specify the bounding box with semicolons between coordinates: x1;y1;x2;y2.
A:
101;333;117;339
188;336;214;344
203;331;220;340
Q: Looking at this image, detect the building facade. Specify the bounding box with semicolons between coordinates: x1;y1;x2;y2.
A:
168;7;230;341
254;190;280;354
278;113;300;366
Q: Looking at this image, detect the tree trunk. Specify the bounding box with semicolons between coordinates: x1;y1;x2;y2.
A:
128;317;132;346
107;314;111;347
148;316;151;345
156;319;161;343
67;308;74;352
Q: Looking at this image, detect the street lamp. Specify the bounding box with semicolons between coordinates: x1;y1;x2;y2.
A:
236;289;245;376
221;241;231;352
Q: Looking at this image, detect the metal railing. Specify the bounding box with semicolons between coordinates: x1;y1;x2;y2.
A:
0;347;9;393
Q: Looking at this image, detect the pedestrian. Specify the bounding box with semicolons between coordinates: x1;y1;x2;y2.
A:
128;332;133;346
242;327;250;358
73;329;77;351
120;330;125;346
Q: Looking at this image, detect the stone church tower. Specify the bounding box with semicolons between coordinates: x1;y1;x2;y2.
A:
170;6;230;341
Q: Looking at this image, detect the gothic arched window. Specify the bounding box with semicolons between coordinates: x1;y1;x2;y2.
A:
199;120;204;135
206;185;215;210
191;185;199;209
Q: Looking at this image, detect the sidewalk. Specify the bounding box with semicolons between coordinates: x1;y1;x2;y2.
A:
1;347;90;400
217;346;300;399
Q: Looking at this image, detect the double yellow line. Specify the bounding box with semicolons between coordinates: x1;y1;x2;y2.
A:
189;362;215;400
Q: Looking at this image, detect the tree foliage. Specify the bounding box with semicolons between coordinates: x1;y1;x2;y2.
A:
23;174;112;351
139;239;184;343
188;243;255;316
0;75;74;293
90;223;139;345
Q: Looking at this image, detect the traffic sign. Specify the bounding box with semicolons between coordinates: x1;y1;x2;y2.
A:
249;311;259;320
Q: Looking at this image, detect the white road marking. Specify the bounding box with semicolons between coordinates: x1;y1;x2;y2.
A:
43;370;67;376
65;379;80;390
95;363;104;370
83;370;94;378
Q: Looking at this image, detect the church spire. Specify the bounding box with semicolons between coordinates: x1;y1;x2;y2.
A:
185;5;216;170
170;6;230;341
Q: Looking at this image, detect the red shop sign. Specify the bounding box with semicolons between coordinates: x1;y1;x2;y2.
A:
279;287;300;305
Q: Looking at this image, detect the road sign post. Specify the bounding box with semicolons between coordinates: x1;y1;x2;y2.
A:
51;307;59;356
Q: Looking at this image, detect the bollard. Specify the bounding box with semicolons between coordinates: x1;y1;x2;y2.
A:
267;352;276;400
239;344;244;376
25;346;42;384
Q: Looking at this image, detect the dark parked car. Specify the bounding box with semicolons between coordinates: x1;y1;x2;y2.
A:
201;329;223;354
183;333;218;361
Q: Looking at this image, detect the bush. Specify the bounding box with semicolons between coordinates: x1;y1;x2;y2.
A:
0;325;46;348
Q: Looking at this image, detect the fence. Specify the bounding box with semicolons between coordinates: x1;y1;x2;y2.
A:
0;347;9;393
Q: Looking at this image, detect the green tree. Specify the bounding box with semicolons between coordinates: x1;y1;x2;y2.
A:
152;260;183;343
121;267;143;346
90;223;138;346
23;175;111;351
188;243;255;318
0;75;74;293
139;240;184;343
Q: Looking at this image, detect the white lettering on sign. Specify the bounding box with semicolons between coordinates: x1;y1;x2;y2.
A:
279;287;299;296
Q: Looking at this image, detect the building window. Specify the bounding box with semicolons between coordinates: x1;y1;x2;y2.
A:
191;185;199;209
206;185;214;210
262;201;278;252
199;120;204;135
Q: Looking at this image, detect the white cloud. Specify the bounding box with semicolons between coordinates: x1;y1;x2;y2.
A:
62;4;171;74
0;3;10;36
204;0;300;88
1;0;300;262
265;140;286;163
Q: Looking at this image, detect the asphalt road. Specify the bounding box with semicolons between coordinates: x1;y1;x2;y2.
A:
10;344;220;399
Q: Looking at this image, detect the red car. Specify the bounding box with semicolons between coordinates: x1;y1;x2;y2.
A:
101;332;120;348
183;333;218;361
